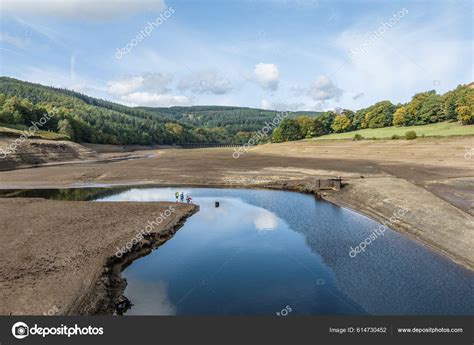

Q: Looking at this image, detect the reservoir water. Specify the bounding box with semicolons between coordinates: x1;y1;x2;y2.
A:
92;187;474;316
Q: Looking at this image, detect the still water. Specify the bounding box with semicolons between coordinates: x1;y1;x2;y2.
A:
95;187;474;316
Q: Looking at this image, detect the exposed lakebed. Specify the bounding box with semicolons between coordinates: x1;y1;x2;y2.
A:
92;187;473;316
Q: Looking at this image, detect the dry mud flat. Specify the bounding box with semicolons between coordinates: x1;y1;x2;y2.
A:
0;198;197;315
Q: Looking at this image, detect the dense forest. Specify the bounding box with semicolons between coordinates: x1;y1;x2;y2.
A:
271;83;474;143
140;105;321;138
0;77;472;145
0;77;320;145
0;77;211;145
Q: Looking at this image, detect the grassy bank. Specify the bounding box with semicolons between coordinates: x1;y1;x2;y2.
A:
0;123;69;140
315;122;474;140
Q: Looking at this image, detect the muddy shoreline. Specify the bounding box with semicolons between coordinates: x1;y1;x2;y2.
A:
0;198;198;316
72;206;199;315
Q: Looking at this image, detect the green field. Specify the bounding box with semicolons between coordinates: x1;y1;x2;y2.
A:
0;123;69;140
315;122;474;140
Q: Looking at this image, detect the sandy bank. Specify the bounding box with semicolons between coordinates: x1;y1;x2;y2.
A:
0;198;198;315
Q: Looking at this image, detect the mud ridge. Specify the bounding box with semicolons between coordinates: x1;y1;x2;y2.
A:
71;206;199;315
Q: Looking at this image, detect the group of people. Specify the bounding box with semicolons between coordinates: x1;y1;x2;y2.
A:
175;191;192;204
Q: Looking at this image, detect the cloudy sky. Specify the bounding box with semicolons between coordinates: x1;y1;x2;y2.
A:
0;0;472;111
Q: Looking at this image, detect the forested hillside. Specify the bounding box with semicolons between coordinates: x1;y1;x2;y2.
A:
0;77;204;145
0;77;319;145
140;105;321;134
1;77;472;145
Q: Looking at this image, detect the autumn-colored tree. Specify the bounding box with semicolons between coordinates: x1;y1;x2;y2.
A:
456;106;473;125
393;106;408;126
331;114;351;132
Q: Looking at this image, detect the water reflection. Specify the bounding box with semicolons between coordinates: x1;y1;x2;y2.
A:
4;186;472;315
125;280;176;316
104;188;474;316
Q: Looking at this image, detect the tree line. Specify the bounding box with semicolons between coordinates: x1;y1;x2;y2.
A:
0;77;233;145
271;84;473;143
0;77;472;145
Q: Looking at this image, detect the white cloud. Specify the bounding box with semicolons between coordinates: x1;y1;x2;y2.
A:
253;209;278;231
2;0;166;21
178;71;232;95
260;99;305;111
251;63;279;91
107;73;171;96
352;92;365;100
121;92;191;107
307;75;343;101
107;77;145;96
107;72;190;107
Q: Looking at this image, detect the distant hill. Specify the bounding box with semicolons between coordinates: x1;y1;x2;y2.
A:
0;77;322;145
139;106;322;134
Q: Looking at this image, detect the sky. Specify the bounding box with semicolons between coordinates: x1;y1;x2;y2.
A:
0;0;472;111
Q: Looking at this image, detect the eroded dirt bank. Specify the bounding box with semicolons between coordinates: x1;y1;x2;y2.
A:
0;198;197;315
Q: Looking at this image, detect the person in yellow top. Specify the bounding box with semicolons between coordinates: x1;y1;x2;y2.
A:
175;191;179;202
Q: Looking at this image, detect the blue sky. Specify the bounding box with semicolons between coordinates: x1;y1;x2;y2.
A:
0;0;472;111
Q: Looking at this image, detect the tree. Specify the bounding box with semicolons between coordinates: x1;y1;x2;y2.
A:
417;93;444;123
352;108;368;130
318;111;336;134
443;90;458;121
393;106;408;126
362;101;395;128
58;118;75;140
165;123;184;142
456;106;473;125
271;119;302;143
341;110;355;130
331;114;351;132
311;117;326;137
443;84;474;122
404;91;433;125
296;116;316;138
